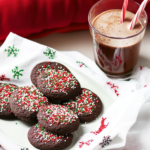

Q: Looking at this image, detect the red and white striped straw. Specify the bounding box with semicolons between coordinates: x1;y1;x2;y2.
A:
120;0;128;23
129;0;149;29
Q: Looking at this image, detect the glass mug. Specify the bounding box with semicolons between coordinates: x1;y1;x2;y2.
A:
88;0;148;77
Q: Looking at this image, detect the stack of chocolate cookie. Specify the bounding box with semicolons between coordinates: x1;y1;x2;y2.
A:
0;61;103;150
27;62;81;149
27;61;103;150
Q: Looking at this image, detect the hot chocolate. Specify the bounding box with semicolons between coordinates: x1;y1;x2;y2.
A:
91;9;144;76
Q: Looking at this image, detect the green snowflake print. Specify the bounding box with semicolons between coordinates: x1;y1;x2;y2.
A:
76;61;88;68
12;66;24;80
43;47;56;59
5;45;19;57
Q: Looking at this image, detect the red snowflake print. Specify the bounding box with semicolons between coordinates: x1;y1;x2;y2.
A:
91;118;109;135
0;74;10;81
79;139;94;148
144;85;147;87
107;82;119;96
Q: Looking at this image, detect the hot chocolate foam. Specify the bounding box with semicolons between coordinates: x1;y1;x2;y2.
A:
92;9;144;47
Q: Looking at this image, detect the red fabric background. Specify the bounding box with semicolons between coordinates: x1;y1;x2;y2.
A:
0;0;149;43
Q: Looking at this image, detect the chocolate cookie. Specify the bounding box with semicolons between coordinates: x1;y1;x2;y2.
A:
64;88;103;123
36;63;81;101
9;85;48;121
31;62;71;87
37;104;80;135
0;83;18;119
28;123;73;150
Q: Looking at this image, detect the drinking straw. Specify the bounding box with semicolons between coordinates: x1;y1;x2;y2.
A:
120;0;128;23
129;0;149;29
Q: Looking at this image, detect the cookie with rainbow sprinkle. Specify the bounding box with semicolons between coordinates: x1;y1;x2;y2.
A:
36;62;81;101
64;88;103;123
37;104;80;135
0;83;18;119
9;85;49;121
28;123;73;150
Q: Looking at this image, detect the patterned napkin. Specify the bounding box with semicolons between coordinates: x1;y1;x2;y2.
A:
0;32;150;150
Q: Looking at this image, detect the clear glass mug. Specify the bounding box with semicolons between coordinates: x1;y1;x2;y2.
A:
88;0;148;77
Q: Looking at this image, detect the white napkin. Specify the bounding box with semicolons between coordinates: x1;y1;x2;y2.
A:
0;32;150;150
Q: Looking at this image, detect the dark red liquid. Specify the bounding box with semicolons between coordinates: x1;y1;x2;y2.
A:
94;41;141;76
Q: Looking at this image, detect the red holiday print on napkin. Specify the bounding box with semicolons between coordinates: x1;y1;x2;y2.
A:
0;74;10;81
79;139;94;148
91;118;109;135
107;81;119;96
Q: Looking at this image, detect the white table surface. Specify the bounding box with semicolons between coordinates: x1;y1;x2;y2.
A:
33;25;150;68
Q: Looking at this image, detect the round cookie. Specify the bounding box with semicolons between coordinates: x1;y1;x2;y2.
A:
64;88;103;123
0;83;18;119
36;64;81;101
37;104;80;135
31;62;71;87
9;85;48;121
28;123;73;150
